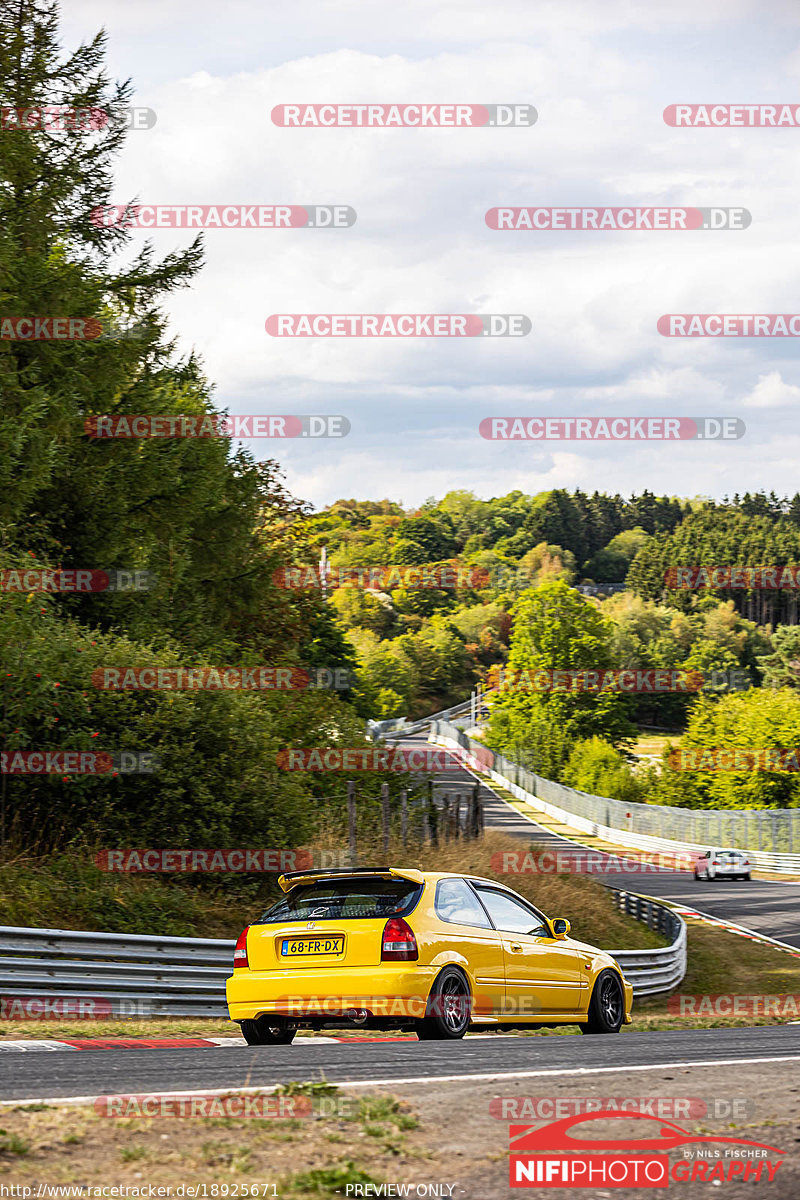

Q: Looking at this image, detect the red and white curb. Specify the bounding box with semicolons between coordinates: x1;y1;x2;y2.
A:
666;904;800;959
0;1032;510;1052
0;1035;340;1052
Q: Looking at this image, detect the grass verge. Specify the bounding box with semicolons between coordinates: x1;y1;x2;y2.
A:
0;1087;426;1197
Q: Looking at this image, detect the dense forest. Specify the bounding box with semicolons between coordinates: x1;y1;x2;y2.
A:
0;2;373;852
3;4;800;860
298;490;800;809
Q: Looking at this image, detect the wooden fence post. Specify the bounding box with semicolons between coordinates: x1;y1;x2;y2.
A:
428;780;438;847
347;780;357;865
381;781;390;858
471;782;480;838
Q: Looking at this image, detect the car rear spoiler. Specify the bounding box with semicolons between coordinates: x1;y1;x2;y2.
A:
277;866;425;893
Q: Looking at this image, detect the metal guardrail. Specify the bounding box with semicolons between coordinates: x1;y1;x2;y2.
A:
369;693;496;740
607;891;687;998
430;721;800;875
368;699;475;740
0;926;232;1018
0;886;685;1016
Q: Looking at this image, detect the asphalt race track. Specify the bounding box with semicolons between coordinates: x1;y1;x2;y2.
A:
1;1026;798;1103
2;729;797;1106
407;733;800;949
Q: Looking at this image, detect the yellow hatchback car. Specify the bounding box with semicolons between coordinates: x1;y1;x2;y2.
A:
226;867;633;1044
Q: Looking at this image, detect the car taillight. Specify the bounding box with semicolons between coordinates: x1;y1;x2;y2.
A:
381;917;418;961
233;926;250;969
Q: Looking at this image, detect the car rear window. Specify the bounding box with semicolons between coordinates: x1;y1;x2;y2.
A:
257;877;422;923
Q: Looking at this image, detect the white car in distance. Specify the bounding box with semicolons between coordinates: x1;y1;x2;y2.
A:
694;848;751;882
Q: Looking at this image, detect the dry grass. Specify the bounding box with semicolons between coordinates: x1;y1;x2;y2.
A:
0;1090;429;1196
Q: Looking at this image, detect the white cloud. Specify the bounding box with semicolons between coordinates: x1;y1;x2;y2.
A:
741;372;800;408
50;1;800;504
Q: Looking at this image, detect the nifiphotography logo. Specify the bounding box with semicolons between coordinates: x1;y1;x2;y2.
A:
509;1110;784;1188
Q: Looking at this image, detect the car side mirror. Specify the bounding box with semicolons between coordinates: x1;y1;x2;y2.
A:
551;917;570;939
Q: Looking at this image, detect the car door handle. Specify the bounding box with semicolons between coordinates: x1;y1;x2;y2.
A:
510;943;523;952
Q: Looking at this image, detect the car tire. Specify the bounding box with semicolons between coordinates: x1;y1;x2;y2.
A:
579;970;625;1035
240;1018;297;1045
415;967;471;1040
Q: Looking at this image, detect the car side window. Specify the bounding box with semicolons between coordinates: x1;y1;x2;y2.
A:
473;887;549;937
435;878;492;928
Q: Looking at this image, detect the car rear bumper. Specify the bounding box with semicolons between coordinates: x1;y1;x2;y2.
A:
226;964;438;1022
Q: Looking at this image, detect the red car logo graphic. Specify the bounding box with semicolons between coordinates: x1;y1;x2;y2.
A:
510;1110;784;1155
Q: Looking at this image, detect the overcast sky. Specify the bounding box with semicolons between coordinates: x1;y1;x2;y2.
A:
62;0;800;509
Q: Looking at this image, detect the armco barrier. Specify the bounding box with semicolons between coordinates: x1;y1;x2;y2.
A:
369;696;477;739
607;890;687;998
0;891;685;1014
0;926;232;1018
430;722;800;875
